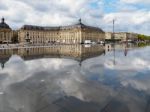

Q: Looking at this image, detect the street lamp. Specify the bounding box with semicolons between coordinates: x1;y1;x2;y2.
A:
112;19;115;42
112;19;116;65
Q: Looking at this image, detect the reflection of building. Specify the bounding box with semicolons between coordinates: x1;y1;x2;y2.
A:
0;48;18;69
105;32;138;42
18;45;105;62
0;45;105;68
18;19;105;44
105;43;138;53
0;18;14;44
105;43;139;66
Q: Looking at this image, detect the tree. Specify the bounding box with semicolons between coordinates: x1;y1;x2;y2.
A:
138;34;150;41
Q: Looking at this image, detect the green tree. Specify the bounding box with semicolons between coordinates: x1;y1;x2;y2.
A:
138;34;150;41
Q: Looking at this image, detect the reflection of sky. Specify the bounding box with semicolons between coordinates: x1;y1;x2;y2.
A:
104;47;150;70
0;46;150;112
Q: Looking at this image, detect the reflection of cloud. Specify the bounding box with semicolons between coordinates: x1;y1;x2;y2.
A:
0;55;29;87
58;70;116;103
104;47;150;71
121;72;150;93
0;55;116;111
0;55;78;87
105;58;150;70
122;80;148;91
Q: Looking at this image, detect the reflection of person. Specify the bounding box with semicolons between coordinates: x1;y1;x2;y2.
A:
1;60;6;69
103;50;106;55
124;44;128;56
124;47;127;56
79;61;82;66
1;63;4;69
108;45;110;51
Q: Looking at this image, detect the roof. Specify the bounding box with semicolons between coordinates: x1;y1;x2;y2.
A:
21;25;60;31
60;22;104;32
20;19;104;33
0;18;11;30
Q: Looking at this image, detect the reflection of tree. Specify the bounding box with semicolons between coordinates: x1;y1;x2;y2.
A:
138;43;150;47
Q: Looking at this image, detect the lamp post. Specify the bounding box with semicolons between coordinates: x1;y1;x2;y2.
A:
113;19;115;42
112;19;116;65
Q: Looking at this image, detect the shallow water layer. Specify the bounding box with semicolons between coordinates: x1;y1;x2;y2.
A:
0;44;150;112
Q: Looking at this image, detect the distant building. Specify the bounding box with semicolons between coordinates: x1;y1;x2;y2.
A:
18;19;105;44
105;32;138;42
0;18;14;44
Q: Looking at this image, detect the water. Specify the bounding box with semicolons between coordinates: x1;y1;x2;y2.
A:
0;44;150;112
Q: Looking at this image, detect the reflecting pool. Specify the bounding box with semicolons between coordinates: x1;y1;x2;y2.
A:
0;44;150;112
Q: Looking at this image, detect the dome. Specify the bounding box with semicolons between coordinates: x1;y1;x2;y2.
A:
0;18;11;29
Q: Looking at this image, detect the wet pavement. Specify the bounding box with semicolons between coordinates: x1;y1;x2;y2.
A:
0;44;150;112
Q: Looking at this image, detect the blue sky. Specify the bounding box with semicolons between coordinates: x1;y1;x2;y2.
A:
0;0;150;35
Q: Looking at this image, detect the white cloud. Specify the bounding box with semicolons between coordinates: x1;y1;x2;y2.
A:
0;0;150;35
120;0;150;4
0;0;103;27
102;10;150;34
105;58;150;71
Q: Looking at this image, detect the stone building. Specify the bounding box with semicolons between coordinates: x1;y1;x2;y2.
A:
105;32;138;42
18;19;105;44
0;18;13;44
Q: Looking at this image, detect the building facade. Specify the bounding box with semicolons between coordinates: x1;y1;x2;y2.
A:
18;20;105;44
105;32;138;42
0;18;14;44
